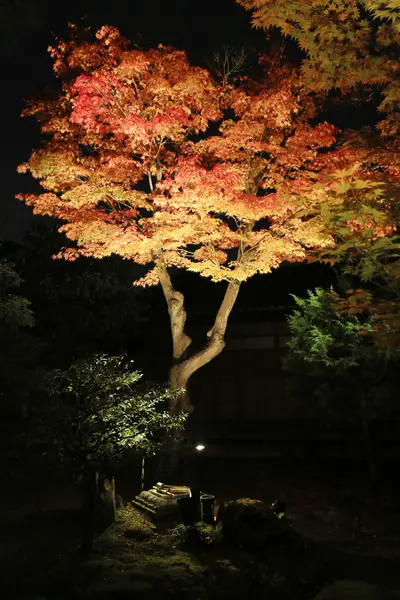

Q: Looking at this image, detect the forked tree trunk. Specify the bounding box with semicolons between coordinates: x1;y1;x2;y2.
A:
154;249;241;413
166;283;241;413
153;249;241;476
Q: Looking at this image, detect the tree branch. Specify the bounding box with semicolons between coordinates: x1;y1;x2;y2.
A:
207;280;241;341
170;280;241;393
152;247;192;360
147;172;154;192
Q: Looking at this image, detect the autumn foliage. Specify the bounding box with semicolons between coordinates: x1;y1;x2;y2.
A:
237;0;400;137
17;25;399;410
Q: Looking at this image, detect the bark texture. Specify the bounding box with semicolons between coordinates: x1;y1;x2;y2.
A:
154;244;242;413
154;249;192;364
168;281;241;407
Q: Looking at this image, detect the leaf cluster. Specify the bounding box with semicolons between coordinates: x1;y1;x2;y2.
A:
237;0;400;136
284;287;400;421
310;170;400;347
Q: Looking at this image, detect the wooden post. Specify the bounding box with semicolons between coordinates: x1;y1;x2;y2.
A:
141;456;146;491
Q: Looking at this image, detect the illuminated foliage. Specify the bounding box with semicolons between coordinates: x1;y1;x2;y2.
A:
325;232;400;348
18;26;336;280
41;354;185;477
237;0;400;136
308;162;400;347
284;287;400;480
33;353;185;546
287;288;382;370
17;25;398;410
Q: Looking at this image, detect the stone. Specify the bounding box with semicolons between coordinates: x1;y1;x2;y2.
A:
217;498;305;550
313;581;383;600
131;483;191;523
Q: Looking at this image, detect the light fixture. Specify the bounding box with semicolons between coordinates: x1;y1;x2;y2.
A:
195;444;205;452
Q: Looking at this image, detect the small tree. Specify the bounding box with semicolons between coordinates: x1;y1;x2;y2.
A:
284;288;400;486
37;353;185;552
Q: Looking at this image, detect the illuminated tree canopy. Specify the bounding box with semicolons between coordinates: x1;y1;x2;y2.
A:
17;25;398;411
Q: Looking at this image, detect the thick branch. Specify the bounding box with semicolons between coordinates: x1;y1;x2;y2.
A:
171;281;241;395
207;280;241;341
152;249;191;361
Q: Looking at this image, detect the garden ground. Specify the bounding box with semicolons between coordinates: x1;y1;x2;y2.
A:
2;457;400;599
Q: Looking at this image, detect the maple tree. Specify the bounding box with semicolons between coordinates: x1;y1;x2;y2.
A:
317;188;400;348
17;25;398;413
236;0;400;136
239;1;400;345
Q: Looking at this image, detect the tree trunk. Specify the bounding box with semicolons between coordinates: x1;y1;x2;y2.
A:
153;249;192;369
80;465;99;555
156;265;241;477
361;418;378;495
153;247;242;478
154;247;241;413
167;280;241;412
169;362;193;413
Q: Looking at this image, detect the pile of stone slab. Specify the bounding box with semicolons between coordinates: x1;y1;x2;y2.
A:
132;483;191;522
132;482;215;525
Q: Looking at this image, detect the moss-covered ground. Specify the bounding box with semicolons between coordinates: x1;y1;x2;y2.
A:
3;457;400;599
43;505;327;600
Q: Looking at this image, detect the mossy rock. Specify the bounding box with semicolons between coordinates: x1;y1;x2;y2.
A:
217;498;305;551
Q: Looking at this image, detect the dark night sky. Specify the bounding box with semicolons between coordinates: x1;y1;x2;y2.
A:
1;0;268;241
